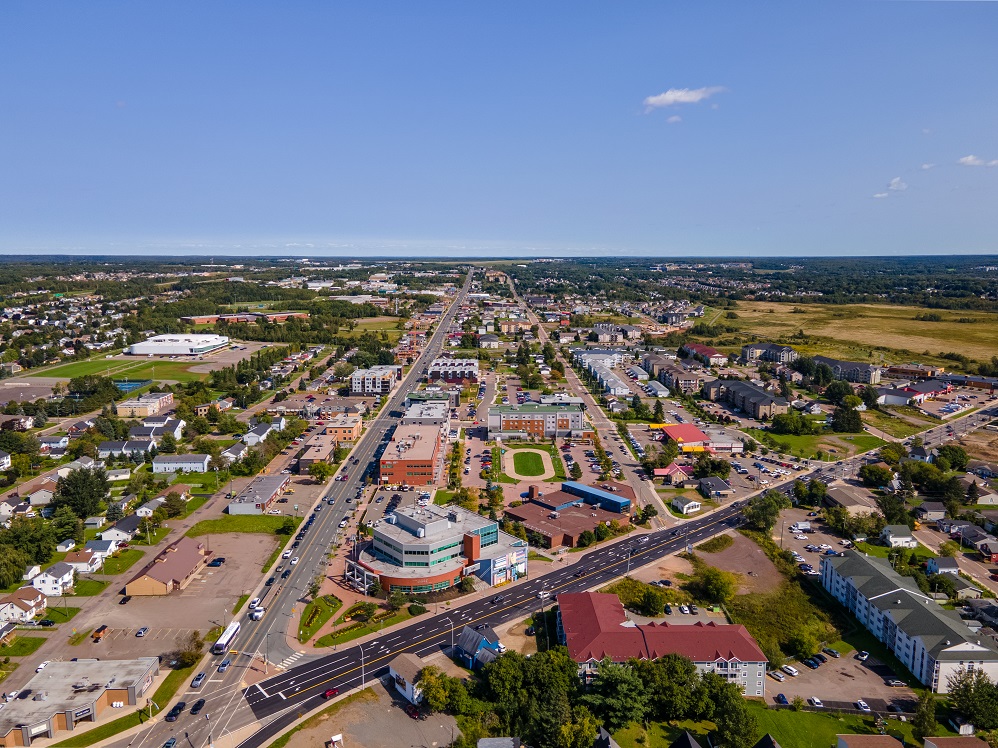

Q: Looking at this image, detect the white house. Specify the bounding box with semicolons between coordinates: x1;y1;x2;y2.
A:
135;497;165;518
31;562;75;597
56;539;76;553
38;435;69;451
105;468;132;482
881;525;918;549
100;514;142;542
221;443;248;464
387;653;425;705
152;454;211;474
0;587;47;622
243;423;274;447
84;539;120;563
0;451;12;471
63;549;102;574
926;557;960;576
672;496;702;515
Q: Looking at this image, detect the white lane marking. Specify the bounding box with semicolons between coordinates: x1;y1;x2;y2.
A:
256;683;269;698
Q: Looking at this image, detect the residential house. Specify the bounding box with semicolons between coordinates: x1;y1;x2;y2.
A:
135;497;165;518
881;525;918;548
479;334;501;349
243;423;275;447
57;456;97;478
38;435;69;452
672;496;702;515
699;477;734;499
915;502;948;522
55;539;76;553
151;454;211;474
221;443;248;464
702;379;790;420
97;441;155;459
813;355;882;384
67;419;95;437
455;625;506;669
105;468;131;482
0;451;9;472
741;343;798;364
84;539;120;563
681;343;727;367
31;562;75;597
926;557;960;576
0;587;47;623
100;514;142;543
63;549;102;574
653;463;695;486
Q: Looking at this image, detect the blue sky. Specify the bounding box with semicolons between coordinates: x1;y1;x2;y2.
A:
1;2;997;257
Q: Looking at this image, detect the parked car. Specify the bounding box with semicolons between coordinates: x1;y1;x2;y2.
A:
856;700;872;713
781;665;799;677
119;595;131;605
136;627;149;637
775;693;789;705
856;651;870;661
822;647;841;658
810;697;824;708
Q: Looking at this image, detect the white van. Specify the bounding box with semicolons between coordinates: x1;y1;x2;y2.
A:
250;608;265;621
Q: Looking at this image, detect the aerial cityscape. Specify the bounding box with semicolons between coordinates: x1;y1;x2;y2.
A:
2;4;998;748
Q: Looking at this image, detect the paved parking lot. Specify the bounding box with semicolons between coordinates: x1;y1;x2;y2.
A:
770;651;917;713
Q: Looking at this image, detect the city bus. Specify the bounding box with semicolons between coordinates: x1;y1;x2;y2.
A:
212;621;240;655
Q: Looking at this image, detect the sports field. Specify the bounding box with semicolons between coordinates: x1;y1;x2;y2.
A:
512;450;546;476
721;302;998;364
30;357;206;383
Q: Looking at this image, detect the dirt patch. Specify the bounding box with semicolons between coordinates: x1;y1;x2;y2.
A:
957;429;998;463
627;552;695;586
494;617;539;657
696;531;783;594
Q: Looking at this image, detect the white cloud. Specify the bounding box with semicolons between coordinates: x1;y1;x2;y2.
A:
920;163;935;170
888;177;907;191
959;155;985;166
643;86;726;112
873;193;889;199
666;115;682;124
990;160;998;167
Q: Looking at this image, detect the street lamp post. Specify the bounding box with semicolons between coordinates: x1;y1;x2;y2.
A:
359;642;365;687
441;616;455;654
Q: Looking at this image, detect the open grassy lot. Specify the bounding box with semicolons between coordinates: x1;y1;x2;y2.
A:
43;606;81;623
724;301;998;364
187;514;300;537
854;541;937;560
71;579;109;596
0;636;46;657
512;451;545;476
100;549;145;575
743;428;885;459
28;355;127;379
862;408;934;439
28;355;207;383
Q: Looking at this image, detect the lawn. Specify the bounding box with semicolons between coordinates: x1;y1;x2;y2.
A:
528;551;552;562
43;606;81;623
298;594;343;643
434;489;455;505
71;579;109;596
854;541;937;561
131;526;171;545
316;607;417;647
233;594;250;614
742;428;886;460
69;629;93;646
512;450;546;476
721;300;998;364
100;549;145;575
744;702;925;748
187;514;300;537
0;636;46;657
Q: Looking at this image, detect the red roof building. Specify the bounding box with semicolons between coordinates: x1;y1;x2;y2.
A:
681;343;728;366
660;424;711;451
557;592;768;696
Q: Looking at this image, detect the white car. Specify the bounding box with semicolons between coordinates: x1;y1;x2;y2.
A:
35;661;49;673
290;557;299;566
856;700;871;712
282;550;292;559
795;534;808;540
781;665;799;677
810;697;824;708
248;597;261;610
769;670;785;682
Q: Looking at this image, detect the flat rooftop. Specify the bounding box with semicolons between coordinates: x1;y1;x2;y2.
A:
376;503;492;546
383;424;438;461
506;501;628;542
0;658;158;732
403;401;450;420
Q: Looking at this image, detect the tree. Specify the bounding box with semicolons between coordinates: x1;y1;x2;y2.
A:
367;579;383;597
581;658;649;731
159;433;178;454
967;481;981;504
824;380;854;406
714;686;759;748
692;565;737;605
0;545;30;588
948;667;998;730
594;523;610;542
858;464;893;488
176;630;205;668
880;442;907;465
577;530;596;548
53;467;110;519
163;492;186;518
831;405;863;433
653;400;665;422
938;540;961;557
557;706;601;748
105;502;124;523
744;490;791;533
0;516;56;564
51;505;84;545
640;587;666;616
308;461;334;483
570;462;583;480
912;691;938;743
386;591;408;611
938;444;969;472
459;575;475;593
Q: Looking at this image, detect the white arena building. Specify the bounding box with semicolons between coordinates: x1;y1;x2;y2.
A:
127;334;230;356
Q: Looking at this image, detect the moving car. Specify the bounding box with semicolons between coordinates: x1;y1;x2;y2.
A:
191;672;206;688
323;688;339;699
190;699;206;716
249;597;261;610
857;651;870;661
164;740;177;748
218;659;231;673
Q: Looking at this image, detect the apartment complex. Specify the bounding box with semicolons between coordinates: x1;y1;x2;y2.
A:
813;355;882;384
345;503;528;594
702;379;790;420
557;592;768;696
350;365;402;395
821;551;998;692
487;403;590;439
428;357;479;384
379;423;445;486
741;343;799;364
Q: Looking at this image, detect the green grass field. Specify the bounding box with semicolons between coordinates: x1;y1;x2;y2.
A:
861;408;932;439
100;549;145;575
71;579;109;596
43;606;81;623
722;301;998;365
30;356;205;383
743;428;886;459
0;636;46;657
512;450;546;476
187;514;300;537
298;595;343;643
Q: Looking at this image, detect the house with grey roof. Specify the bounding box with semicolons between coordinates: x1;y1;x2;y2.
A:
821;550;998;692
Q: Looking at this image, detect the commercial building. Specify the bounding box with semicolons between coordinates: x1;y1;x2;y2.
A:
379;424;445;486
0;658;159;747
702;380;790;420
556;592;767;696
504;483;633;548
405;390;460;408
345;504;528;594
226;474;291;515
659;424;711;452
126;334;229;356
487;404;590;440
323;415;362;443
298;431;337;469
351;365;401;395
741;343;799;364
428;357;479;385
813;356;882;384
886;363;945;379
124;537;211;596
117;392;175;418
821;551;998;692
401;400;451;428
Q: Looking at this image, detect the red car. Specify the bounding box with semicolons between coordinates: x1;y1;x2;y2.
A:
404;703;420;720
323;688;339;699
